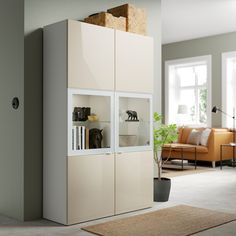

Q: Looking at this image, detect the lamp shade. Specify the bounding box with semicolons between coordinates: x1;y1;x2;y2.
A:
177;105;188;114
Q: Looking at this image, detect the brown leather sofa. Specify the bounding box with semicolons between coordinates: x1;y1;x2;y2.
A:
162;127;233;168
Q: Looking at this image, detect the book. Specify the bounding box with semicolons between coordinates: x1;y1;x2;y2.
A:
78;126;81;150
72;128;74;150
86;128;89;149
76;126;79;150
82;126;85;149
72;126;89;150
73;126;77;150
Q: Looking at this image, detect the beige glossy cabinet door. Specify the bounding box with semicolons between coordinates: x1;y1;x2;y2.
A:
68;20;114;90
115;151;153;214
68;155;114;224
115;30;153;93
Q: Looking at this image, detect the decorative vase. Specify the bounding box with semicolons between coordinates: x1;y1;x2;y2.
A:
153;177;171;202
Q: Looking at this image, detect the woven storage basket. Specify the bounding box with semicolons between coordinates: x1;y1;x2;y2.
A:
84;12;126;31
108;4;147;35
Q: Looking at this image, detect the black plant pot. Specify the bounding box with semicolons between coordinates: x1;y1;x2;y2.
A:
154;177;171;202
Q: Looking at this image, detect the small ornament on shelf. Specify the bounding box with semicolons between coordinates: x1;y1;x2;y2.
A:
89;128;103;149
72;107;91;121
125;110;139;122
88;113;98;122
72;107;79;121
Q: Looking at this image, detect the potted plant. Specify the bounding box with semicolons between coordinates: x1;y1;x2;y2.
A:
153;112;178;202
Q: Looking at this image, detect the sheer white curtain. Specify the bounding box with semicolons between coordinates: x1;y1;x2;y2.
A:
223;55;236;128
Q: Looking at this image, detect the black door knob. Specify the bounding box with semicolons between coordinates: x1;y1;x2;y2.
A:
12;97;19;109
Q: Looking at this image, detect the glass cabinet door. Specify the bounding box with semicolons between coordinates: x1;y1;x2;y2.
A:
68;89;114;156
115;92;153;152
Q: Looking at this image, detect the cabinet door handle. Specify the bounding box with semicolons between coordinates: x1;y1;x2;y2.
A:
106;152;112;155
117;152;123;154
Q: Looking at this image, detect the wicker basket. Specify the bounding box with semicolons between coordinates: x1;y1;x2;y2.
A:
108;4;147;35
84;12;126;31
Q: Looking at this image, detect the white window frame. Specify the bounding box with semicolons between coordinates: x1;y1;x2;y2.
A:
222;51;236;128
165;55;212;127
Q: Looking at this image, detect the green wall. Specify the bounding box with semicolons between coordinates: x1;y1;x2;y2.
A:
162;31;236;127
24;0;161;219
0;0;24;220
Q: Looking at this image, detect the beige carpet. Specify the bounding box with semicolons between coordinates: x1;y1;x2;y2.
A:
162;166;212;178
82;205;236;236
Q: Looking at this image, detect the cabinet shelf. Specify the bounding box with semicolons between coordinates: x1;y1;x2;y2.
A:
68;89;114;156
73;120;111;124
120;120;150;124
117;93;152;151
71;147;112;156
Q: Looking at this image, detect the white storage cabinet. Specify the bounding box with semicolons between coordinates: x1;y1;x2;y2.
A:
44;20;153;225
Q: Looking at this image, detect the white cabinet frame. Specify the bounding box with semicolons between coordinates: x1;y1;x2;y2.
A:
115;92;153;153
68;88;114;156
44;19;154;225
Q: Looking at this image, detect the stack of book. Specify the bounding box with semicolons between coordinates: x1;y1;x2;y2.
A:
72;126;89;150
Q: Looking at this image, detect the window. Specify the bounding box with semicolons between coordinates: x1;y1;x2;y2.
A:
165;56;212;127
222;52;236;128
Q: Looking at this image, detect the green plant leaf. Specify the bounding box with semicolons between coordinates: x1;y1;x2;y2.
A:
153;112;178;179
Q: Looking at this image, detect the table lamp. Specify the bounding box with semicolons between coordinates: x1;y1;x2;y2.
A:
177;104;188;127
178;104;188;115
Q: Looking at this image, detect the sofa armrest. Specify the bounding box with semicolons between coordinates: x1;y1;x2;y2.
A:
208;131;233;161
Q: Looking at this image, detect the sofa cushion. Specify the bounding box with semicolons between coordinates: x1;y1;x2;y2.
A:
187;129;201;145
179;127;207;143
180;127;193;143
163;143;208;153
177;127;183;143
195;145;209;153
200;128;211;146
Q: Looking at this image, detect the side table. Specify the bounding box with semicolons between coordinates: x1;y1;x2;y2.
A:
162;145;197;170
220;143;236;169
